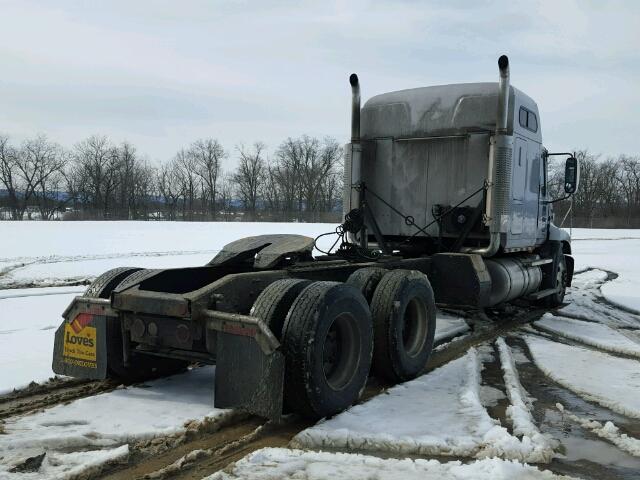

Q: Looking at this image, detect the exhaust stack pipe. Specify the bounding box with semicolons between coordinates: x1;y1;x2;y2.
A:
496;55;510;134
345;73;364;245
468;54;511;257
350;73;361;142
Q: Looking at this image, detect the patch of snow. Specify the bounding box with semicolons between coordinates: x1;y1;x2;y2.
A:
19;445;129;480
525;335;640;419
0;251;216;289
0;221;338;260
435;311;469;343
0;287;79;393
556;403;640;458
496;338;556;463
206;447;573;480
570;229;640;241
535;314;640;357
293;348;550;462
572;237;640;314
0;286;85;299
558;270;640;329
0;366;231;478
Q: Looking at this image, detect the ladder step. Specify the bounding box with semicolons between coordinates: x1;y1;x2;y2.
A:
528;288;558;300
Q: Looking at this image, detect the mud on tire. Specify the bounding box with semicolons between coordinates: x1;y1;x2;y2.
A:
370;269;436;383
346;267;388;303
281;281;373;418
543;254;567;307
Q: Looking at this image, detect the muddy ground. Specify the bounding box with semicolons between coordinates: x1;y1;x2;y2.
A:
3;276;639;480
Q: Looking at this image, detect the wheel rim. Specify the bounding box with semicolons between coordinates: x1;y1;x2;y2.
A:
557;261;567;300
322;312;360;391
402;297;428;357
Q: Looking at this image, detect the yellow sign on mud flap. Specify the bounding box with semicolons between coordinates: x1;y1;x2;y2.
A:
63;323;97;367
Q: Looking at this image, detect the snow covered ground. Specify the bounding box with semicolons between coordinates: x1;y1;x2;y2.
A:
207;447;571;480
570;228;640;313
525;335;640;419
0;366;233;479
1;222;640;479
293;347;551;463
535;313;640;357
0;287;80;393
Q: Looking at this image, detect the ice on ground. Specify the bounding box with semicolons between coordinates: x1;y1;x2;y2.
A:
435;311;469;343
556;404;640;458
0;287;80;393
293;348;549;462
207;447;572;480
0;366;231;478
535;313;640;357
525;335;640;419
496;338;556;463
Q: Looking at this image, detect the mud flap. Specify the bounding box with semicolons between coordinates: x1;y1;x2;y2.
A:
430;253;492;307
52;298;112;380
214;332;284;420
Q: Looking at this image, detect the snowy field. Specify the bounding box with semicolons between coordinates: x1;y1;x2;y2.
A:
1;222;640;479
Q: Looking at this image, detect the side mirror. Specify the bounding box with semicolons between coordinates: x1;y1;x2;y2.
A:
564;156;579;194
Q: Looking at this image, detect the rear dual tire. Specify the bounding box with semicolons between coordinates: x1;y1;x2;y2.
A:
282;282;373;419
252;279;373;419
370;270;437;383
251;270;436;419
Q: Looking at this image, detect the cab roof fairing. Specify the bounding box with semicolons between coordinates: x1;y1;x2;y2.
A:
360;82;540;141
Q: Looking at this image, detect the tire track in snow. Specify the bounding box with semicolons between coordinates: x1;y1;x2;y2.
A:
496;337;556;463
0;249;220;289
504;335;640;479
532;316;640;360
555;404;640;458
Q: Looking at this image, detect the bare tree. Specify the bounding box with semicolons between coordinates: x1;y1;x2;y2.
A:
158;160;184;220
0;134;21;219
232;142;266;218
174;148;198;221
189;139;225;219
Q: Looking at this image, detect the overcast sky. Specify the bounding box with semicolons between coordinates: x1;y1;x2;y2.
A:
1;0;638;168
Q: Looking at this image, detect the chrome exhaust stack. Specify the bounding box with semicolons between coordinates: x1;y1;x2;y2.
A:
468;55;512;257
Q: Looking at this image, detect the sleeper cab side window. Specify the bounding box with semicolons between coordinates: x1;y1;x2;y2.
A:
518;106;538;133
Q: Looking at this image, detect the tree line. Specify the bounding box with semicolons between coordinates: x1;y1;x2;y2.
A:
2;133;639;227
547;151;640;228
0;133;344;222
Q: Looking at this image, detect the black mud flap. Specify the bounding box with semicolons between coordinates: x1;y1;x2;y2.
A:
214;332;284;421
52;298;112;380
564;254;574;287
430;253;492;307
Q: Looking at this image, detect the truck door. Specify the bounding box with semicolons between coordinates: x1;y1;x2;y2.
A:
510;137;527;235
536;148;549;240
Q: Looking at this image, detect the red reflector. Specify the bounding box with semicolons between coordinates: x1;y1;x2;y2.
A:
71;313;93;334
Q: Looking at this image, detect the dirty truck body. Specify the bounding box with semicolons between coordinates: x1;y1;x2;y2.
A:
53;56;579;420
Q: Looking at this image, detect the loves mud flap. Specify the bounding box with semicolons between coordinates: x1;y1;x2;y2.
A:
52;297;111;379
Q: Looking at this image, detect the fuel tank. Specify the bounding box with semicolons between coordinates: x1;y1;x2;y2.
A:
485;257;542;305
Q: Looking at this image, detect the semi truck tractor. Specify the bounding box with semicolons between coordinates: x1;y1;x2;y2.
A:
53;55;580;420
